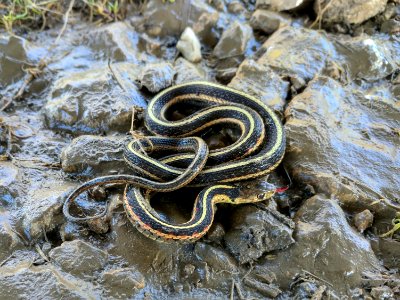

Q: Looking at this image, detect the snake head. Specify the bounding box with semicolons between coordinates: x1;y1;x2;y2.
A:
232;180;276;204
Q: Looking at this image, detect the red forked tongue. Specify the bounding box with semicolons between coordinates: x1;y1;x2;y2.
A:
275;185;289;193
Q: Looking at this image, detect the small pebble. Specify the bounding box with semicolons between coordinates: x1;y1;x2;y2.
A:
353;209;374;233
88;186;107;201
176;27;202;63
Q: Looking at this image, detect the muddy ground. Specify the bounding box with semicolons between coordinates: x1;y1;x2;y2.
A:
0;0;399;299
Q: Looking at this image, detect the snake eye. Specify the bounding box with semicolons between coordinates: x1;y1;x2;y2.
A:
257;193;265;200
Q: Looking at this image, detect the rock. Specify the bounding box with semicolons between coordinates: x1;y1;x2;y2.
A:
43;63;146;134
332;36;399;81
0;162;19;202
370;286;394;299
194;242;237;272
176;27;202;63
193;11;220;47
17;134;68;165
381;19;400;34
284;77;400;214
213;21;253;81
262;195;382;292
314;0;388;25
0;261;98;299
229;59;289;113
256;0;312;11
353;209;374;232
21;179;76;240
0;213;21;261
0;35;43;88
174;57;208;84
80;22;147;62
61;135;130;175
101;267;145;298
250;9;291;34
370;238;400;269
224;205;295;264
49;240;108;276
213;20;253;60
258;27;336;82
141;0;217;37
227;1;246;14
139;62;175;93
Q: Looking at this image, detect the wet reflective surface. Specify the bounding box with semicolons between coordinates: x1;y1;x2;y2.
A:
0;0;399;298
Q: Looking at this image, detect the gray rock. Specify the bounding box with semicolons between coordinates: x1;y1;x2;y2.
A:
333;36;399;81
213;21;253;81
61;135;130;175
0;260;98;299
0;35;42;88
43;63;146;134
213;20;253;60
256;0;312;11
17;134;68;165
250;9;291;34
0;213;21;261
193;11;220;47
141;0;217;37
284;77;400;213
381;19;400;34
370;238;400;269
259;27;336;82
49;240;108;275
229;59;289;113
101;267;145;298
176;27;202;63
370;286;394;299
174;58;208;84
314;0;388;25
353;209;374;232
139;62;175;93
194;242;237;273
21;180;76;240
224;205;295;264
80;21;147;62
263;195;382;293
0;161;19;201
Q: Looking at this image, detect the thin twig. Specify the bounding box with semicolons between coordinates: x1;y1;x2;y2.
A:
35;244;50;262
0;254;14;267
55;0;75;44
310;0;335;29
302;270;333;287
230;279;235;300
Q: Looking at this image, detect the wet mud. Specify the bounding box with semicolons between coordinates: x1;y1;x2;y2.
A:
0;0;399;299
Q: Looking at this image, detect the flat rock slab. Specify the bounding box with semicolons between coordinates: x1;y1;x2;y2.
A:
101;267;145;298
43;63;146;134
0;261;98;299
263;194;382;293
49;240;108;276
229;59;289;113
21;179;76;240
258;27;336;82
284;76;400;212
61;135;130;175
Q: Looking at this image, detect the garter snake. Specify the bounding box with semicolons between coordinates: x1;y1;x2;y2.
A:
63;81;286;242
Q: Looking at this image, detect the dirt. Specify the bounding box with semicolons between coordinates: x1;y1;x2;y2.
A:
0;0;399;299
